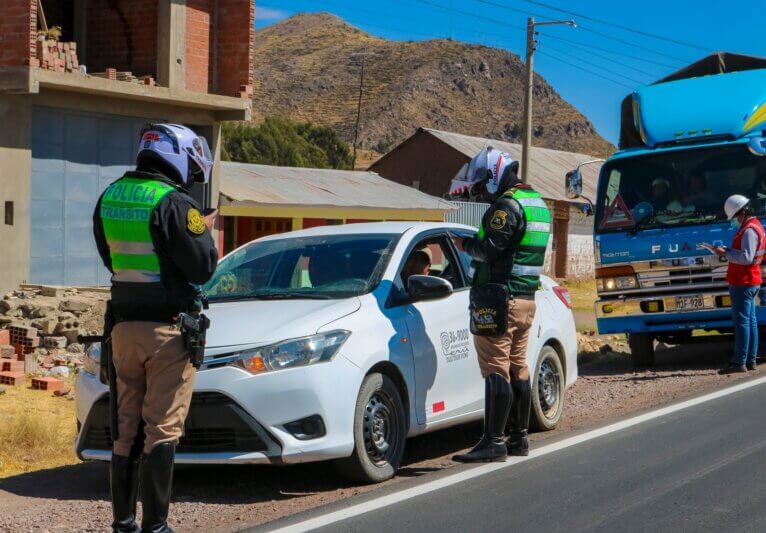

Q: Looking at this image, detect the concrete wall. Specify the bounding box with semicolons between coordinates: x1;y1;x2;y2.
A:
0;95;33;293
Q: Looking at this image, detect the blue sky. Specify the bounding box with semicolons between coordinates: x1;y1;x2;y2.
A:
254;1;763;146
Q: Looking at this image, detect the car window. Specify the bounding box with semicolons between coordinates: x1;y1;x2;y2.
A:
204;233;399;301
401;236;465;290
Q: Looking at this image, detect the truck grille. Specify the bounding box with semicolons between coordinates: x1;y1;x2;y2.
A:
79;392;279;455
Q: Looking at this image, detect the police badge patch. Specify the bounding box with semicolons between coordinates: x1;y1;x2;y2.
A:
186;208;206;235
489;210;508;230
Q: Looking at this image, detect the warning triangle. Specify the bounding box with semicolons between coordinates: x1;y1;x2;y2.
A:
599;193;635;230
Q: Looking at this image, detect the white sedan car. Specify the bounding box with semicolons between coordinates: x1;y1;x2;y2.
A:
76;222;577;483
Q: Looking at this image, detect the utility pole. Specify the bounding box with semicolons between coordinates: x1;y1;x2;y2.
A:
520;17;577;183
351;53;371;170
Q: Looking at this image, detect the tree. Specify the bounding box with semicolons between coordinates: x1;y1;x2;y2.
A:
221;117;354;169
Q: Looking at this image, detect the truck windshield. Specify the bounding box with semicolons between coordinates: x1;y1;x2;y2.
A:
204;234;399;301
596;144;766;233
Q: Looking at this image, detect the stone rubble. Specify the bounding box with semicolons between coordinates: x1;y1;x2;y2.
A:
0;285;109;391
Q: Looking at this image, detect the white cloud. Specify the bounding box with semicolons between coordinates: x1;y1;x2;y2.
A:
255;6;290;21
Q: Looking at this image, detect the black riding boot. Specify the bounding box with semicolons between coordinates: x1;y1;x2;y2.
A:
140;443;176;533
454;374;512;463
506;378;531;456
110;454;141;532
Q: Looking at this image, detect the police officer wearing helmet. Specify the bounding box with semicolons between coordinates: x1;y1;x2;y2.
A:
92;124;218;532
709;194;766;374
452;147;551;463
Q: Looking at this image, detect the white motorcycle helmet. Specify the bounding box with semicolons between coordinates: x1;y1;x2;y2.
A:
449;147;519;198
137;123;213;185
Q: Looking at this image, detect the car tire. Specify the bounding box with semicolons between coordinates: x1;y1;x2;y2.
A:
628;333;655;367
530;346;565;432
336;373;407;484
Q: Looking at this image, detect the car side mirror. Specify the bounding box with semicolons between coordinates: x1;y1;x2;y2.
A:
407;275;453;302
565;168;583;199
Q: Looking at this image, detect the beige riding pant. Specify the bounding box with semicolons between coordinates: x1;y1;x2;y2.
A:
474;297;537;381
111;322;195;457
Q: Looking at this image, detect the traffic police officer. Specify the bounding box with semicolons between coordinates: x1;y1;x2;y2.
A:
93;123;218;532
452;147;551;463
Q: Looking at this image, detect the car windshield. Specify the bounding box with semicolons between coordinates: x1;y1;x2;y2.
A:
204;233;399;301
596;144;766;233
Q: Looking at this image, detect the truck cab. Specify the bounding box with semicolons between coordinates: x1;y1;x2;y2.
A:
567;53;766;365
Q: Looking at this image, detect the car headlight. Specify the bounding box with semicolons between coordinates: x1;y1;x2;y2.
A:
598;275;638;291
83;342;101;376
227;331;351;374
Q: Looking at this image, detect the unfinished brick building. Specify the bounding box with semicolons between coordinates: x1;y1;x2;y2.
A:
0;0;254;290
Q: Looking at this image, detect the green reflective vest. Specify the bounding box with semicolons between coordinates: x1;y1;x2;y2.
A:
100;176;176;283
477;187;551;295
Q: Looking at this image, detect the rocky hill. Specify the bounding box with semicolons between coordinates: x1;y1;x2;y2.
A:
251;13;615;160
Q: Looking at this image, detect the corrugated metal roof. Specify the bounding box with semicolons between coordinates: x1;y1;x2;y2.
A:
422;128;602;202
219;162;456;211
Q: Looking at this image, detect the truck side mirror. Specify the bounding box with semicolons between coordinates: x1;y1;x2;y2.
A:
565;169;583;199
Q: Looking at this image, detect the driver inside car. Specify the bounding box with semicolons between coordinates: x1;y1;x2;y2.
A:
401;250;432;286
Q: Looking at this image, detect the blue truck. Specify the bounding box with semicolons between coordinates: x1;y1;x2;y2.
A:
565;52;766;366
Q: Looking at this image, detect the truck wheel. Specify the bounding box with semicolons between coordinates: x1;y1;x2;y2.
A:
336;373;406;484
628;333;655;367
531;346;565;431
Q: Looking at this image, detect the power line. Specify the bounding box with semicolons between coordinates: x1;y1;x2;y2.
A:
524;0;709;52
478;0;691;63
538;45;648;86
537;31;681;69
537;51;634;90
540;40;660;80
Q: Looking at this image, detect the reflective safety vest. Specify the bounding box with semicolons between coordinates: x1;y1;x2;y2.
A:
477;187;552;295
100;176;176;284
727;216;766;287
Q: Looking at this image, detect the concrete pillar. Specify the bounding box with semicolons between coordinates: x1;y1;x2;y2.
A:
157;0;186;89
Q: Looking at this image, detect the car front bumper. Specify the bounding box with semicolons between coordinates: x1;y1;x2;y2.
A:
75;354;362;464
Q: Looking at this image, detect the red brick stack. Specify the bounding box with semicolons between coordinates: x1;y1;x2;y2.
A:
8;324;39;361
0;328;24;385
36;39;79;72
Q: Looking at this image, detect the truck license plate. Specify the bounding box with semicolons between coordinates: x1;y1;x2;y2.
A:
675;295;704;310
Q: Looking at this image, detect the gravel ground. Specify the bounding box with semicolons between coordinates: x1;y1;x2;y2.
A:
0;338;755;532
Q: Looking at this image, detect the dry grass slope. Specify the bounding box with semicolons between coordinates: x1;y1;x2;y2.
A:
252;13;615;160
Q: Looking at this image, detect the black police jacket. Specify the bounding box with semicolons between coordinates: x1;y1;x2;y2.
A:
92;171;218;322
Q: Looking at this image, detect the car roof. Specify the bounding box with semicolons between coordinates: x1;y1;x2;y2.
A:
256;221;477;242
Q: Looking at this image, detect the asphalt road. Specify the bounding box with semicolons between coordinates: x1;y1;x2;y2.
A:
261;377;766;533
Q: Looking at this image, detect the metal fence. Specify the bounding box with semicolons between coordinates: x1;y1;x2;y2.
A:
444;201;489;229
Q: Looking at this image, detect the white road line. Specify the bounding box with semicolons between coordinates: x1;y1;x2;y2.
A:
266;375;766;533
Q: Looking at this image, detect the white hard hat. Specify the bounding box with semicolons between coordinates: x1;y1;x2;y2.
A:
651;178;670;188
449;147;518;196
724;194;750;220
137;123;213;185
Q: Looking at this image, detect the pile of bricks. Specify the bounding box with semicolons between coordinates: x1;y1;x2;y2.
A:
0;326;65;392
8;324;39;360
91;68;156;86
32;39;80;72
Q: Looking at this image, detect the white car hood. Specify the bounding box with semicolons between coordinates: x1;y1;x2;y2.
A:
204;297;361;351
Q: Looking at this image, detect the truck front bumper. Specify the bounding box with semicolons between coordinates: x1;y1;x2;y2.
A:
595;289;766;334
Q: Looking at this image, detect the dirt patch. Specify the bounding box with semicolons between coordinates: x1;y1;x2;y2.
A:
0;338;751;532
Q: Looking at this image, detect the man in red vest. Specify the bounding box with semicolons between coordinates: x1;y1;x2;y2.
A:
711;195;765;374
